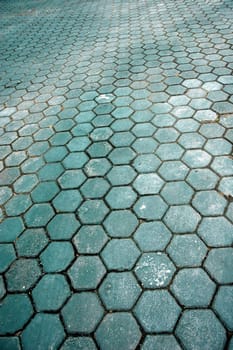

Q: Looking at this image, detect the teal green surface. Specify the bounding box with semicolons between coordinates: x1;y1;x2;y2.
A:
0;0;233;347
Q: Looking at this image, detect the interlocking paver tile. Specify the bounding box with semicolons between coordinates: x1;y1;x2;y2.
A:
1;0;233;347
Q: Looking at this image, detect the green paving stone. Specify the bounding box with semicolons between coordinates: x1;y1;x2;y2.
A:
72;123;93;136
133;154;161;173
0;167;20;185
176;310;227;350
63;152;89;169
78;200;109;224
192;190;227;216
204;248;233;283
58;169;86;189
142;335;181;350
111;118;134;132
131;110;153;123
205;139;232;156
62;292;104;334
38;163;64;180
0;294;33;334
32;274;70;311
5;258;41;291
101;239;140;271
178;132;205;149
15;228;48;257
226;203;233;223
84;158;111;177
0;243;16;272
132;137;158;154
112;106;133;119
198;217;233;247
104;210;138;237
105;186;137;209
172;106;194;119
60;337;97;350
219;177;233;197
24;203;54;227
94;103;114;115
0;217;24;243
155;127;179;143
74;225;108;254
87;141;112;158
21;313;65;350
171;268;215;307
110;131;135;147
229;338;233;350
152;114;175;127
40;242;74;273
81;178;110;198
107;165;136;185
5;150;26;166
134;195;168;220
133;173;164;195
0;186;12;205
157;143;184;160
95;313;141;350
135;253;175;288
175;118;199;132
55;119;75;132
211;156;233;176
0;276;6;299
99;272;141;310
5;194;32;216
108;147;136;164
134;221;171;251
158;160;188;181
213;286;233;331
132;123;155;137
53;190;82;212
27;141;49;156
212;101;233;114
90;127;113;141
67;136;90;152
182;149;211;168
161;181;193;205
134;290;181;332
93;115;113;127
13;174;38;193
31;181;59;202
47;214;80;240
0;337;21;350
68;256;106;290
187;169;219;190
167;234;207;267
164;205;201;233
194;110;218;122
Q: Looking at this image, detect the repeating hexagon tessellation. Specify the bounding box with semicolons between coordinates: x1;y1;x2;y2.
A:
0;0;233;349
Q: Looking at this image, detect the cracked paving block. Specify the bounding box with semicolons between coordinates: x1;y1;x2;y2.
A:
62;293;104;333
99;272;141;310
0;294;33;335
95;313;141;350
171;268;216;307
141;335;181;350
134;290;181;332
213;286;233;331
101;239;140;271
176;310;227;350
74;225;108;254
21;313;65;350
135;253;175;288
40;242;74;273
134;221;171;252
68;256;106;290
204;248;233;284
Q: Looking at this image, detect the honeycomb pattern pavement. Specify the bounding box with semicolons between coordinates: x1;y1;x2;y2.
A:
0;0;233;349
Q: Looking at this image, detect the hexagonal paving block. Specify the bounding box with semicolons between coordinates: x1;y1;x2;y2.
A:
87;141;112;158
62;152;89;170
77;199;109;224
161;181;193;205
32;274;70;311
158;160;189;181
132;137;158;154
157;143;184;160
219;177;233;197
155;127;179;143
182;149;212;168
213;286;233;331
192;190;227;216
95;313;141;350
0;294;33;335
0;243;16;273
5;258;41;292
187;169;219;190
47;214;80;240
101;239;140;271
176;310;227;350
21;313;65;350
84;158;111;177
134;290;181;332
40;242;74;272
108;147;136;164
99;272;141;310
62;293;104;333
15;228;48;257
60;337;97;350
107;165;136;185
133;173;164;195
58;169;86;189
68;256;106;290
31;181;59;202
211;156;233;176
171;268;215;307
53;190;83;212
198;217;233;247
135;253;175;288
133;154;161;173
104;210;138;237
24;203;55;227
0;217;24;243
134;221;171;252
0;337;21;350
73;225;108;254
81;178;110;198
204;248;233;283
134;195;168;220
5;194;32;216
164;205;201;233
105;186;137;209
141;335;181;350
